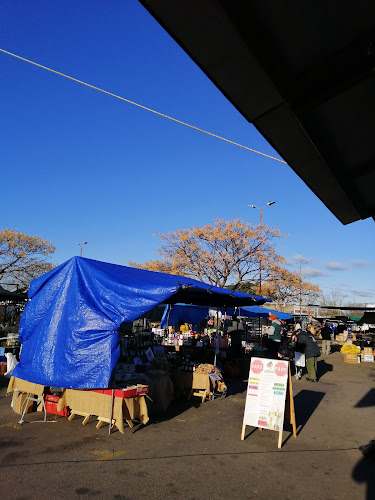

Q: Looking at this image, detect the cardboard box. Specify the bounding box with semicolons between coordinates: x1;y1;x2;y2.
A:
13;393;35;414
363;354;374;363
344;353;359;364
363;347;373;355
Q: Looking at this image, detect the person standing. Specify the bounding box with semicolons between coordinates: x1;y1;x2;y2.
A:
320;322;332;355
267;315;282;359
295;325;321;382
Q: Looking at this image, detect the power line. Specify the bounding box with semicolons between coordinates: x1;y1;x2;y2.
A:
313;284;375;296
0;47;287;165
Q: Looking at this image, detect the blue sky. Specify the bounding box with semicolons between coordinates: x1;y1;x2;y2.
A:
1;0;374;304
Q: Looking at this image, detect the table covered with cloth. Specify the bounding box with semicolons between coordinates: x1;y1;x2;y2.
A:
145;373;174;414
170;370;226;399
56;389;149;433
7;376;45;414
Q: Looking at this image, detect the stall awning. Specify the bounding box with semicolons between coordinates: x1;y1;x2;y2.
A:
160;303;292;327
0;285;27;302
357;312;375;326
139;1;375;224
14;257;269;388
241;306;293;321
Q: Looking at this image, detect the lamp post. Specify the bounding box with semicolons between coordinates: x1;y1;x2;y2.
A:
77;242;87;257
297;259;308;323
248;201;276;295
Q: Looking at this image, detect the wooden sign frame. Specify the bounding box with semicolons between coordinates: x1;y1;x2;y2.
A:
241;361;297;449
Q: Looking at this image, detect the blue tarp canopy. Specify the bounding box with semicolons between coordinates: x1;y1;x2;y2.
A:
161;304;208;328
240;306;293;321
160;304;292;327
14;257;269;389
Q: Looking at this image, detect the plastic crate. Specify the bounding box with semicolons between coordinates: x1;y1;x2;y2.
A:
0;362;7;377
45;394;61;403
44;397;69;416
91;385;148;398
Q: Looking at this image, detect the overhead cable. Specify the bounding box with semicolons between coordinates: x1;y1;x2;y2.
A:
0;48;287;165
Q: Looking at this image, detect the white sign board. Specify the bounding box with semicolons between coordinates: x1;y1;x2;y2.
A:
243;357;289;432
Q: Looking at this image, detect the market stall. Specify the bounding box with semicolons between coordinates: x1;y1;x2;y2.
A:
9;256;269;428
57;388;149;433
157;302;293;375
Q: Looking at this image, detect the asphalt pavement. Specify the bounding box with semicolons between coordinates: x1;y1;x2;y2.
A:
0;352;374;500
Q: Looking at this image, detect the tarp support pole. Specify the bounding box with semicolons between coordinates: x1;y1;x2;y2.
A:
166;304;172;328
214;306;219;368
259;314;261;345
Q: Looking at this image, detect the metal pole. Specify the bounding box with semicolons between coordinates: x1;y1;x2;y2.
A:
214;307;219;367
299;264;302;328
259;209;263;296
109;353;117;434
109;388;114;434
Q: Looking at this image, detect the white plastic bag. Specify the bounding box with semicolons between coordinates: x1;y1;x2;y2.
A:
4;352;18;377
294;352;305;367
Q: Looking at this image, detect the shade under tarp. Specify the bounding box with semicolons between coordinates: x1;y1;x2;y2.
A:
357;312;375;326
0;285;27;302
240;306;293;321
161;304;209;328
160;303;292;328
350;315;363;323
14;257;269;388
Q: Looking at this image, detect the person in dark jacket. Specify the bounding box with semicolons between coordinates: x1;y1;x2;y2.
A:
267;316;282;359
296;326;320;381
320;322;332;355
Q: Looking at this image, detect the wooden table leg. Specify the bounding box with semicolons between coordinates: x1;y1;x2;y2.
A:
241;424;246;440
82;414;90;425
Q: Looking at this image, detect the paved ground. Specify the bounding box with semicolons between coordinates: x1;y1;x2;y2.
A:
0;352;374;500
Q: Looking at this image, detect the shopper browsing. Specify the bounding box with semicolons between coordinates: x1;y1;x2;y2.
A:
320;321;332;355
267;314;282;359
295;324;321;382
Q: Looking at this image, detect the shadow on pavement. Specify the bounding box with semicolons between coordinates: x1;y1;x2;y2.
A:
225;378;247;397
317;360;333;380
0;376;10;394
355;389;375;408
281;390;325;446
292;389;325;437
146;375;245;426
352;442;375;500
147;398;202;426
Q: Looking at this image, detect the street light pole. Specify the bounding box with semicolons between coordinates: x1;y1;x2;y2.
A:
248;201;276;296
299;263;302;325
297;259;308;323
77;242;87;257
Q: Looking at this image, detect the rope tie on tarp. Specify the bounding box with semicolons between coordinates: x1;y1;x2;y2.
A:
177;281;193;290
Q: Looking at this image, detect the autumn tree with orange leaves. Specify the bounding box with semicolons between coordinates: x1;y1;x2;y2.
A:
129;218;320;304
256;264;320;305
0;229;55;292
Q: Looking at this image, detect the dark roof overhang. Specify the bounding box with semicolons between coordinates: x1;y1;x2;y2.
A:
139;0;375;224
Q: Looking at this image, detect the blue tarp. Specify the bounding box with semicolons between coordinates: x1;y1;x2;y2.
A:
161;304;209;328
240;306;293;320
14;257;269;389
161;304;292;327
